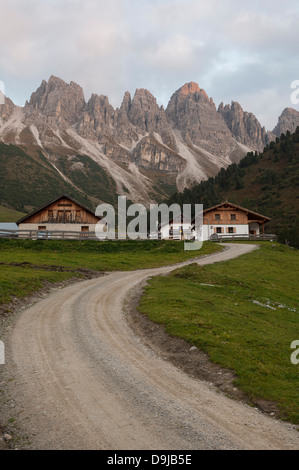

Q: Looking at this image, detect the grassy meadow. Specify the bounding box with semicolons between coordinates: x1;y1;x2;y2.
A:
0;205;25;223
138;242;299;425
0;238;221;305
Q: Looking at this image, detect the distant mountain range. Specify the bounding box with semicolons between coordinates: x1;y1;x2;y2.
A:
1;76;299;212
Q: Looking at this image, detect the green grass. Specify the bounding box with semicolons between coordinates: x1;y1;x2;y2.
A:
0;265;82;305
0;205;25;222
138;242;299;425
0;143;88;213
0;239;221;305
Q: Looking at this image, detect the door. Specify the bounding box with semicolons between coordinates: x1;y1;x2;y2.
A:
81;226;89;238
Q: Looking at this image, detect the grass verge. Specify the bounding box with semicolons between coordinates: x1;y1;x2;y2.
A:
0;239;221;305
0;265;85;305
138;242;299;425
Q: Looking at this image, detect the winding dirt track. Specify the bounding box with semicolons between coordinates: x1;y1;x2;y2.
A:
5;244;299;449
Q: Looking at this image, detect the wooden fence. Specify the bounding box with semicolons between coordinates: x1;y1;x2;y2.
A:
0;229;277;242
0;228;100;240
209;233;277;242
0;229;152;241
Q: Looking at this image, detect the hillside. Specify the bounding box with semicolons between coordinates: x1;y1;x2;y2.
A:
0;205;25;223
0;142;118;214
168;129;299;247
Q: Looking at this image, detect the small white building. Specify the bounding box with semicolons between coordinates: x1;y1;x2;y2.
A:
157;214;194;240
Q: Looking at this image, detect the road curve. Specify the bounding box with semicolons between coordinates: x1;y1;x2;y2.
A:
5;243;299;449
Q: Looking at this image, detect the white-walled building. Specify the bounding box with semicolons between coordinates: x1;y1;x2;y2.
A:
16;194;106;238
152;201;270;241
197;201;271;241
159;214;193;240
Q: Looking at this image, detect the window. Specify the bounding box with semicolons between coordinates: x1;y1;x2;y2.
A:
216;227;222;233
58;210;64;222
38;226;46;230
65;211;71;222
81;226;89;238
228;227;234;233
230;214;236;220
215;214;220;220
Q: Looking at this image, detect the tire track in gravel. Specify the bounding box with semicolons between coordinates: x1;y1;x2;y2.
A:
3;243;299;450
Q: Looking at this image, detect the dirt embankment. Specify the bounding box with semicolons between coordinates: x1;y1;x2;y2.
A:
126;280;283;419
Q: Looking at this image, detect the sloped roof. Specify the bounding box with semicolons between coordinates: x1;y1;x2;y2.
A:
203;201;271;221
16;194;101;225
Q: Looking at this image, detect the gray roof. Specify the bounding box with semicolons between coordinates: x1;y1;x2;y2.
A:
0;223;18;231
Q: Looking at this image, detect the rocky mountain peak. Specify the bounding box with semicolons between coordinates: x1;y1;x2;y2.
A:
120;91;132;113
87;93;114;116
166;82;235;156
272;107;299;137
218;100;270;150
180;81;200;93
25;76;85;128
130;88;161;117
76;93;115;139
166;81;215;121
127;88;168;133
48;74;67;87
177;82;209;101
0;96;16;123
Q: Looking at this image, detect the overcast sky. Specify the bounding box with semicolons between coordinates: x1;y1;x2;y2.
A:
0;0;298;130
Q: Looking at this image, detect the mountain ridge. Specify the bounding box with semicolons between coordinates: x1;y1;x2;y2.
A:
1;76;299;208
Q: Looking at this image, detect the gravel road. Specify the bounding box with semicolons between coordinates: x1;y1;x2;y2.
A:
2;243;299;449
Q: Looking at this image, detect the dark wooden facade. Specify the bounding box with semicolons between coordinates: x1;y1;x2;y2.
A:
17;195;100;225
203;201;271;230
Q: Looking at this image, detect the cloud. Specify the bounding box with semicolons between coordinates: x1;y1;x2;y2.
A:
0;0;298;129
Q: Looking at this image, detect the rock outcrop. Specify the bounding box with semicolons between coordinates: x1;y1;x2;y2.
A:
24;75;85;129
0;96;16;123
272;107;299;137
166;82;241;158
132;133;185;172
218;101;270;151
77;93;115;140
